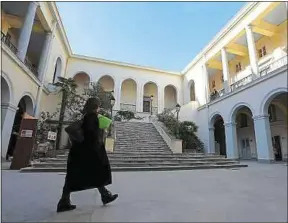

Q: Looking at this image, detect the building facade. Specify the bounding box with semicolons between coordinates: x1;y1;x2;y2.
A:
1;2;287;162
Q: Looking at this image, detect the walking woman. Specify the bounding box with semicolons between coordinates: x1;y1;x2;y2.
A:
57;97;118;213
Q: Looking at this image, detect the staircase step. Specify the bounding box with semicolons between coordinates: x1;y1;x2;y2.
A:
21;164;248;173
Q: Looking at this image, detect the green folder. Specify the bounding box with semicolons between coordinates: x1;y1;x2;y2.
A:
98;114;112;129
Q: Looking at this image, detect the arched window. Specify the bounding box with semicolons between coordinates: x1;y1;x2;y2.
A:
52;57;62;83
189;80;196;101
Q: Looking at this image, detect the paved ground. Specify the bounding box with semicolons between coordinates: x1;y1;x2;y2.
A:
2;162;287;222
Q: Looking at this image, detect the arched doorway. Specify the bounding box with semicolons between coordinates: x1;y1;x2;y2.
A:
189;80;196;101
231;105;257;160
143;82;158;114
264;92;288;161
164;85;177;110
52;57;62;83
120;79;137;112
1;76;10;127
6;95;34;160
210;114;226;156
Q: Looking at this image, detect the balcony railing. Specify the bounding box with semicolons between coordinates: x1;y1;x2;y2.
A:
209;55;287;103
259;56;287;77
230;74;253;91
120;103;136;112
1;31;39;77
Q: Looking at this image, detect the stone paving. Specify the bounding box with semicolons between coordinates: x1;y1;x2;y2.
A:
2;162;287;222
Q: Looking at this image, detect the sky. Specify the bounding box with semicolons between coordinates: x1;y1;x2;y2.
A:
56;2;246;72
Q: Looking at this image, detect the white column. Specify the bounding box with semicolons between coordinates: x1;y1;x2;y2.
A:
136;83;143;113
37;32;52;82
224;122;238;159
245;25;259;78
1;103;18;158
158;86;165;114
221;48;230;93
17;2;39;61
34;21;57;117
253;115;274;162
208;127;216;154
202;63;210;103
114;79;121;111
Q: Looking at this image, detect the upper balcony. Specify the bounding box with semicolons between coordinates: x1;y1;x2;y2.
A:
206;2;287;103
1;2;51;82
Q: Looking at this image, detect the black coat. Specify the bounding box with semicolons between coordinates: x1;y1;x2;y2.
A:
65;113;112;192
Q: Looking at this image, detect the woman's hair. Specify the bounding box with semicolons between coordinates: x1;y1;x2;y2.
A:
82;97;101;114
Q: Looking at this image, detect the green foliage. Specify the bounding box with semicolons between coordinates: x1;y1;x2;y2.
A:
84;81;113;111
157;110;204;152
114;110;143;122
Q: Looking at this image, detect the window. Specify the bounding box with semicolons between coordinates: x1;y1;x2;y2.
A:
268;104;277;122
258;46;267;58
221;75;224;83
236;63;242;73
52;65;57;83
212;80;216;88
239;114;248;128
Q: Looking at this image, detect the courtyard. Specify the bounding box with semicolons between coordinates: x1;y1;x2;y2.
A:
2;162;287;222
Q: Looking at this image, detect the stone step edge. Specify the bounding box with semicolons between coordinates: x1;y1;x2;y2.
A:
20;164;248;173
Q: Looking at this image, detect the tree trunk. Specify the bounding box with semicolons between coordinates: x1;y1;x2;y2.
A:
55;90;67;150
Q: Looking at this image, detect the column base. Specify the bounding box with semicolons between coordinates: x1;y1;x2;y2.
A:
257;159;275;164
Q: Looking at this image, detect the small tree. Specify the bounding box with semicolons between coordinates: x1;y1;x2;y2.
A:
157;110;204;152
114;110;143;121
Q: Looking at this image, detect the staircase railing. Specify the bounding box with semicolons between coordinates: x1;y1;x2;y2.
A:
151;118;182;154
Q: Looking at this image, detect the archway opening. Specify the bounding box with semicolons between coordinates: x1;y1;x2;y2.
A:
212;115;226;156
233;106;257;160
6;95;33;160
120;79;137;112
98;75;114;92
164;85;177;110
52;57;62;83
189;80;196;101
265;92;288;161
1;76;11;126
73;72;90;88
143;82;158;114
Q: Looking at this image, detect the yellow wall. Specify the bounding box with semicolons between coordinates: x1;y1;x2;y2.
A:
121;79;137;105
228;55;250;82
255;20;287;59
143;83;158;107
208;70;224;93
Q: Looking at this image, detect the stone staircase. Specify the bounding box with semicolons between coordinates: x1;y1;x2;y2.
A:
20;121;247;172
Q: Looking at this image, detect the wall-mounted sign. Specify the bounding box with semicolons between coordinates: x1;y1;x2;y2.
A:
47;131;57;141
20;129;33;138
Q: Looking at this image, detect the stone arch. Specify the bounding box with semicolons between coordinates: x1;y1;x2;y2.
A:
260;88;288;161
97;75;115;92
164;84;177;110
17;93;35;116
188;79;196;101
260;87;288;115
120;78;137;112
143;81;158;113
52;57;63;83
229;102;255;123
209;112;225;128
230;103;257;160
73;71;91;86
209;112;226;156
1;72;14;104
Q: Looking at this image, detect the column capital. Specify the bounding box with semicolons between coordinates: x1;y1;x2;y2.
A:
253;114;270;121
209;127;214;131
31;1;40;8
224;122;237;127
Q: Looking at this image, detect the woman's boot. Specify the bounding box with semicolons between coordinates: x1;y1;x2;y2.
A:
98;187;118;205
57;192;76;213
